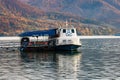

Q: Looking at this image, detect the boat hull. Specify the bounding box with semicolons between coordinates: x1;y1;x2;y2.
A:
20;44;81;52
55;44;81;51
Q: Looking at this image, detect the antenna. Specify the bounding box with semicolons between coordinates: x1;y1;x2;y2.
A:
66;20;68;28
70;18;73;27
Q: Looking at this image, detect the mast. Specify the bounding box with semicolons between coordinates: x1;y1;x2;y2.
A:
66;20;68;28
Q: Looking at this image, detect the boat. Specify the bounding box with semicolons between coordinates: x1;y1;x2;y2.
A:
19;26;82;51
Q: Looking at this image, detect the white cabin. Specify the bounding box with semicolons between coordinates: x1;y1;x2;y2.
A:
48;27;81;50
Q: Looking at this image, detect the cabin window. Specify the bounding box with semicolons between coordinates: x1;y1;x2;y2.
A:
63;29;66;33
68;40;72;43
71;29;74;33
56;40;58;44
63;40;66;43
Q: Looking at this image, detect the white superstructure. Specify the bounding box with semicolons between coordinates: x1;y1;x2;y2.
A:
55;27;81;46
48;27;82;50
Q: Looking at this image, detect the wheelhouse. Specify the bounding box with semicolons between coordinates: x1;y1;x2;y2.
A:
56;28;77;37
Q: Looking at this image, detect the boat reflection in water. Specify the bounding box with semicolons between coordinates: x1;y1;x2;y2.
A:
20;51;82;80
56;51;82;80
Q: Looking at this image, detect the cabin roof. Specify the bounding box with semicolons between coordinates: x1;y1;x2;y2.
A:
59;27;75;29
19;29;57;37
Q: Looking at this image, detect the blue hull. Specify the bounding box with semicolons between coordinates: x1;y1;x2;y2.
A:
55;44;81;51
20;45;81;52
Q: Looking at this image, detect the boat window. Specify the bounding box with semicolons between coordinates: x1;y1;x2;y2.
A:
56;40;58;44
63;29;66;33
63;40;66;43
68;40;72;43
71;29;74;33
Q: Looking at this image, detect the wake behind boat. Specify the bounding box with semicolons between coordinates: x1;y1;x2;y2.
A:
19;25;82;51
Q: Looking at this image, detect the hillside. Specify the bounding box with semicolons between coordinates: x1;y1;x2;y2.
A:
20;0;120;29
0;0;42;35
0;0;116;36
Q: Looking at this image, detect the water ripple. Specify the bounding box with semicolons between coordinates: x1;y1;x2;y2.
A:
0;39;120;80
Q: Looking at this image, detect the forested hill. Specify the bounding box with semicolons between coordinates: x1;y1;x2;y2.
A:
0;0;117;36
20;0;120;28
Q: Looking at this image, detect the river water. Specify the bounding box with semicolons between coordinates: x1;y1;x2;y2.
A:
0;39;120;80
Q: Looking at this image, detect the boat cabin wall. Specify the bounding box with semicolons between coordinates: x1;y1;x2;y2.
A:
59;28;77;37
21;36;49;42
